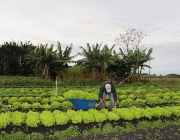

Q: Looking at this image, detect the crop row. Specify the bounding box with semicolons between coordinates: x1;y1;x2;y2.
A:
0;85;173;97
0;88;58;96
0;101;73;112
1;91;179;105
1;92;180;112
118;91;180;107
0;96;66;104
1;105;180;129
119;91;180;100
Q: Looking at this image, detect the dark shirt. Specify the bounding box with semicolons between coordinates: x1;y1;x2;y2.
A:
99;81;117;102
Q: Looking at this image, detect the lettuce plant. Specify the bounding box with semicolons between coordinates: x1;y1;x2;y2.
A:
64;90;98;100
53;110;69;125
0;112;11;129
11;111;26;126
26;111;40;127
40;111;55;127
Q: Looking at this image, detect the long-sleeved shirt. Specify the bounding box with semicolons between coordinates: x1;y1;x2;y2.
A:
99;81;117;102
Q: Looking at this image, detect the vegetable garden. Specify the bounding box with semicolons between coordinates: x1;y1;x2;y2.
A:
0;85;180;140
1;27;180;139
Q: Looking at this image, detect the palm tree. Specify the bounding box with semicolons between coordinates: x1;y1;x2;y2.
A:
76;43;102;78
77;43;118;80
50;41;77;79
25;41;76;80
119;47;153;83
138;48;154;79
25;43;56;79
98;44;116;80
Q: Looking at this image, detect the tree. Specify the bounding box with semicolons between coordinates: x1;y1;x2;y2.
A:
25;43;57;79
76;43;118;80
25;41;76;80
115;29;146;52
50;42;77;79
76;43;102;79
115;29;153;83
0;41;36;76
98;44;117;80
19;41;37;76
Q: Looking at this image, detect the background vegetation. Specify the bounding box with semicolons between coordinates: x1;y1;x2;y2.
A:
0;29;155;83
0;76;180;91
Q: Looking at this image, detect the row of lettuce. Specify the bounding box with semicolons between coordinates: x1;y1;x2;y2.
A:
1;105;180;129
0;87;180;111
0;85;171;96
1;90;180;103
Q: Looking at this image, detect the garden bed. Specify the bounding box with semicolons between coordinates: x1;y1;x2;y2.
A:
1;116;180;140
1;85;180;140
72;125;180;140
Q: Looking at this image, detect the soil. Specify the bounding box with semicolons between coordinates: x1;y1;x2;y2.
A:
70;125;180;140
1;117;180;140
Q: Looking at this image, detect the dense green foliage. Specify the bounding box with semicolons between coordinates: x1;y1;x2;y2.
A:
0;41;75;79
0;29;153;82
0;41;36;75
0;76;180;139
0;76;55;87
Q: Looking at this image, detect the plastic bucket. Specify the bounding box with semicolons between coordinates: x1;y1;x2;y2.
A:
70;99;97;110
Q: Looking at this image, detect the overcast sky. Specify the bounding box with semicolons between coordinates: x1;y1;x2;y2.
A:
0;0;180;75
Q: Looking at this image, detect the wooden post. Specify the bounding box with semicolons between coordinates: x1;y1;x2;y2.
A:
56;77;57;96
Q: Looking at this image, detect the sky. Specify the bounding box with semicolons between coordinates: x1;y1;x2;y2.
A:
0;0;180;76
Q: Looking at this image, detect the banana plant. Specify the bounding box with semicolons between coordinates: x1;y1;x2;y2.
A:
25;42;76;79
50;41;77;79
98;44;116;80
119;47;153;83
76;43;102;78
77;43;117;80
25;43;56;79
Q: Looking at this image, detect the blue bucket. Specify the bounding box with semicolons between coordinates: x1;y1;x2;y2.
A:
70;99;97;110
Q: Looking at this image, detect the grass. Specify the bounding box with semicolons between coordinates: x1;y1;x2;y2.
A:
141;77;180;91
0;76;180;91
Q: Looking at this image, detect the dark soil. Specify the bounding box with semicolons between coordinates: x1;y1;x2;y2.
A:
69;125;180;140
1;116;180;140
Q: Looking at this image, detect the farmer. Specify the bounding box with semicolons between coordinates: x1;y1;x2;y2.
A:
99;80;117;109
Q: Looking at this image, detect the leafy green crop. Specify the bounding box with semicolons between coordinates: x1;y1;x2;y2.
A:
11;111;26;126
0;112;11;129
26;111;40;127
53;110;69;125
64;90;98;100
40;111;55;127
